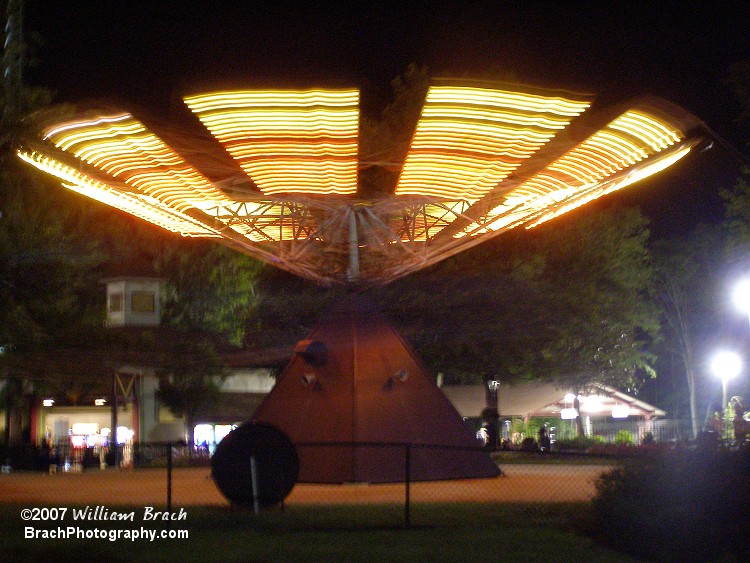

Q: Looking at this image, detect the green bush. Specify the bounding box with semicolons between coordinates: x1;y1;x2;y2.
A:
613;430;634;445
590;448;750;561
553;435;604;450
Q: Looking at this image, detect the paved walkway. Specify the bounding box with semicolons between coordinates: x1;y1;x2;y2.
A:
0;464;610;506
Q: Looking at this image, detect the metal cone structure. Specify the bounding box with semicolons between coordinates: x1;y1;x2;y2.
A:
19;79;707;483
251;296;500;483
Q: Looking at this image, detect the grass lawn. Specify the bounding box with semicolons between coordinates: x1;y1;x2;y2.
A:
0;502;636;562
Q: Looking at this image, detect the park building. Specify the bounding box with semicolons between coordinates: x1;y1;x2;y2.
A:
3;276;669;458
1;276;280;458
441;381;667;446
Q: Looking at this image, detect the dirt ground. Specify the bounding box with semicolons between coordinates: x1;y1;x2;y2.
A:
0;464;610;506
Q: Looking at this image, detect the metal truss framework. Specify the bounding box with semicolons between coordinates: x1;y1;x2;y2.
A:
19;82;706;286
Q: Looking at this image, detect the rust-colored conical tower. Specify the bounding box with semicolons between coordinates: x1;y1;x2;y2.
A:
252;296;500;483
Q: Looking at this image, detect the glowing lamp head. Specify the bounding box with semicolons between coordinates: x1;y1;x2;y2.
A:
711;351;741;382
611;404;630;419
560;407;578;420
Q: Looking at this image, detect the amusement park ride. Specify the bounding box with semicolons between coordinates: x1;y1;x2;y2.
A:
19;80;707;498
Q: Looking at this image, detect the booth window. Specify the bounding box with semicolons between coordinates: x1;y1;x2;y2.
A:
109;292;124;313
132;291;155;313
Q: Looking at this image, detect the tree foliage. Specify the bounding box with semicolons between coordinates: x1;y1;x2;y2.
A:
652;225;727;438
246;269;344;350
373;206;660;394
0;9;264;449
727;59;750;135
591;449;750;561
0;25;106;371
0;14;111;445
155;241;263;346
721;171;750;258
358;63;429;197
155;341;226;445
723;59;750;258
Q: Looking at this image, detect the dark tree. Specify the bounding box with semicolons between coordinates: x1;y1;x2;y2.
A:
376;207;660;395
155;341;226;447
652;226;727;438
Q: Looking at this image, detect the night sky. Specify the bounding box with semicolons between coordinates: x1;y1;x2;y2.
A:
19;1;750;233
21;2;750;144
15;2;750;407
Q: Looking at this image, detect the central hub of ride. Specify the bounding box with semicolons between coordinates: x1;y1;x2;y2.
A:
19;79;707;491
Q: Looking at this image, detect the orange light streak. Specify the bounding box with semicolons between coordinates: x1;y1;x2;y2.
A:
42;114;234;212
184;90;359;195
18;151;222;237
458;110;687;237
18;84;699;286
395;86;590;200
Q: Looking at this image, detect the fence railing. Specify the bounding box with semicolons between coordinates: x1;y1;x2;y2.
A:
3;432;737;529
292;441;501;528
498;418;703;447
2;440;623;528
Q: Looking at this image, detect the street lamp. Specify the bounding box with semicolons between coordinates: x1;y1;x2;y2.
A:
710;351;741;412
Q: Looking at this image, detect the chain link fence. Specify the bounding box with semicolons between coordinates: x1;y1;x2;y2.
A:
0;440;624;529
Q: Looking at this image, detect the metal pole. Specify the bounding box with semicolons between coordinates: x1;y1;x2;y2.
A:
111;373;119;468
404;444;411;530
347;208;359;283
250;455;260;515
166;443;172;514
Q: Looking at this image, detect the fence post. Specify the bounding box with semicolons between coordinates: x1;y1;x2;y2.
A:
166;443;172;515
250;455;260;515
404;443;411;530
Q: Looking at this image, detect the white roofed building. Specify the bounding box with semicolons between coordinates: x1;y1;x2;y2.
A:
440;381;667;443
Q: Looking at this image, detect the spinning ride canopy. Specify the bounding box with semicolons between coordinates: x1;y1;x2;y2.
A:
19;80;705;286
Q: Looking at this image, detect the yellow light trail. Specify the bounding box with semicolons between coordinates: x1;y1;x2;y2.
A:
395;86;590;200
42;114;234;213
185;90;360;196
18;151;222;237
17;84;700;286
458;110;687;237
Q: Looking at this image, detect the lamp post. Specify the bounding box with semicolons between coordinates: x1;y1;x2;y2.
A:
710;351;741;416
483;379;499;450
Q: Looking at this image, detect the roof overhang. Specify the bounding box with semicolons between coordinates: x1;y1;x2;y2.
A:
441;382;666;419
